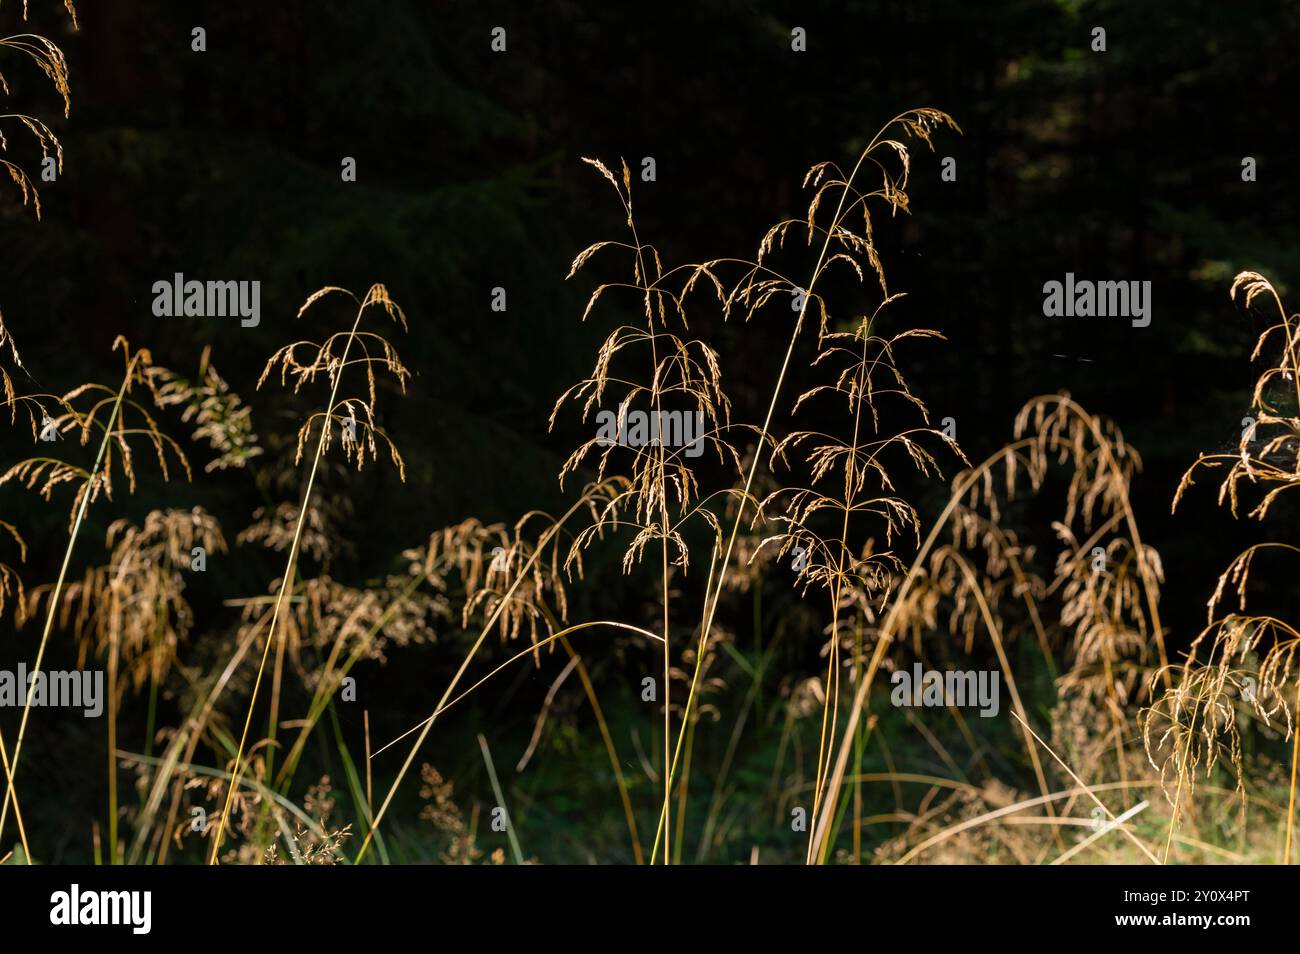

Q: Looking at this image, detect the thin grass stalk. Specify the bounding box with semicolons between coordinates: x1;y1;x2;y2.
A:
806;314;875;860
0;362;135;848
208;300;369;864
0;728;29;862
1285;677;1300;862
672;710;697;862
617;195;676;865
106;585;121;863
477;734;524;864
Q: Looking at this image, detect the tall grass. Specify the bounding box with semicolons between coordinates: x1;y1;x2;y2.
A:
1;98;1296;868
1;339;189;862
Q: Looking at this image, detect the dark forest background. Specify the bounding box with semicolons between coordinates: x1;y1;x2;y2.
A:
2;0;1299;862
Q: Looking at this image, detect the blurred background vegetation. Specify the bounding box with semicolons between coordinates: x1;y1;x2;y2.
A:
2;0;1299;862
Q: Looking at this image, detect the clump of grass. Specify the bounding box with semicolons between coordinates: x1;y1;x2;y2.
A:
801;389;1173;863
10;87;1296;869
559;111;967;868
